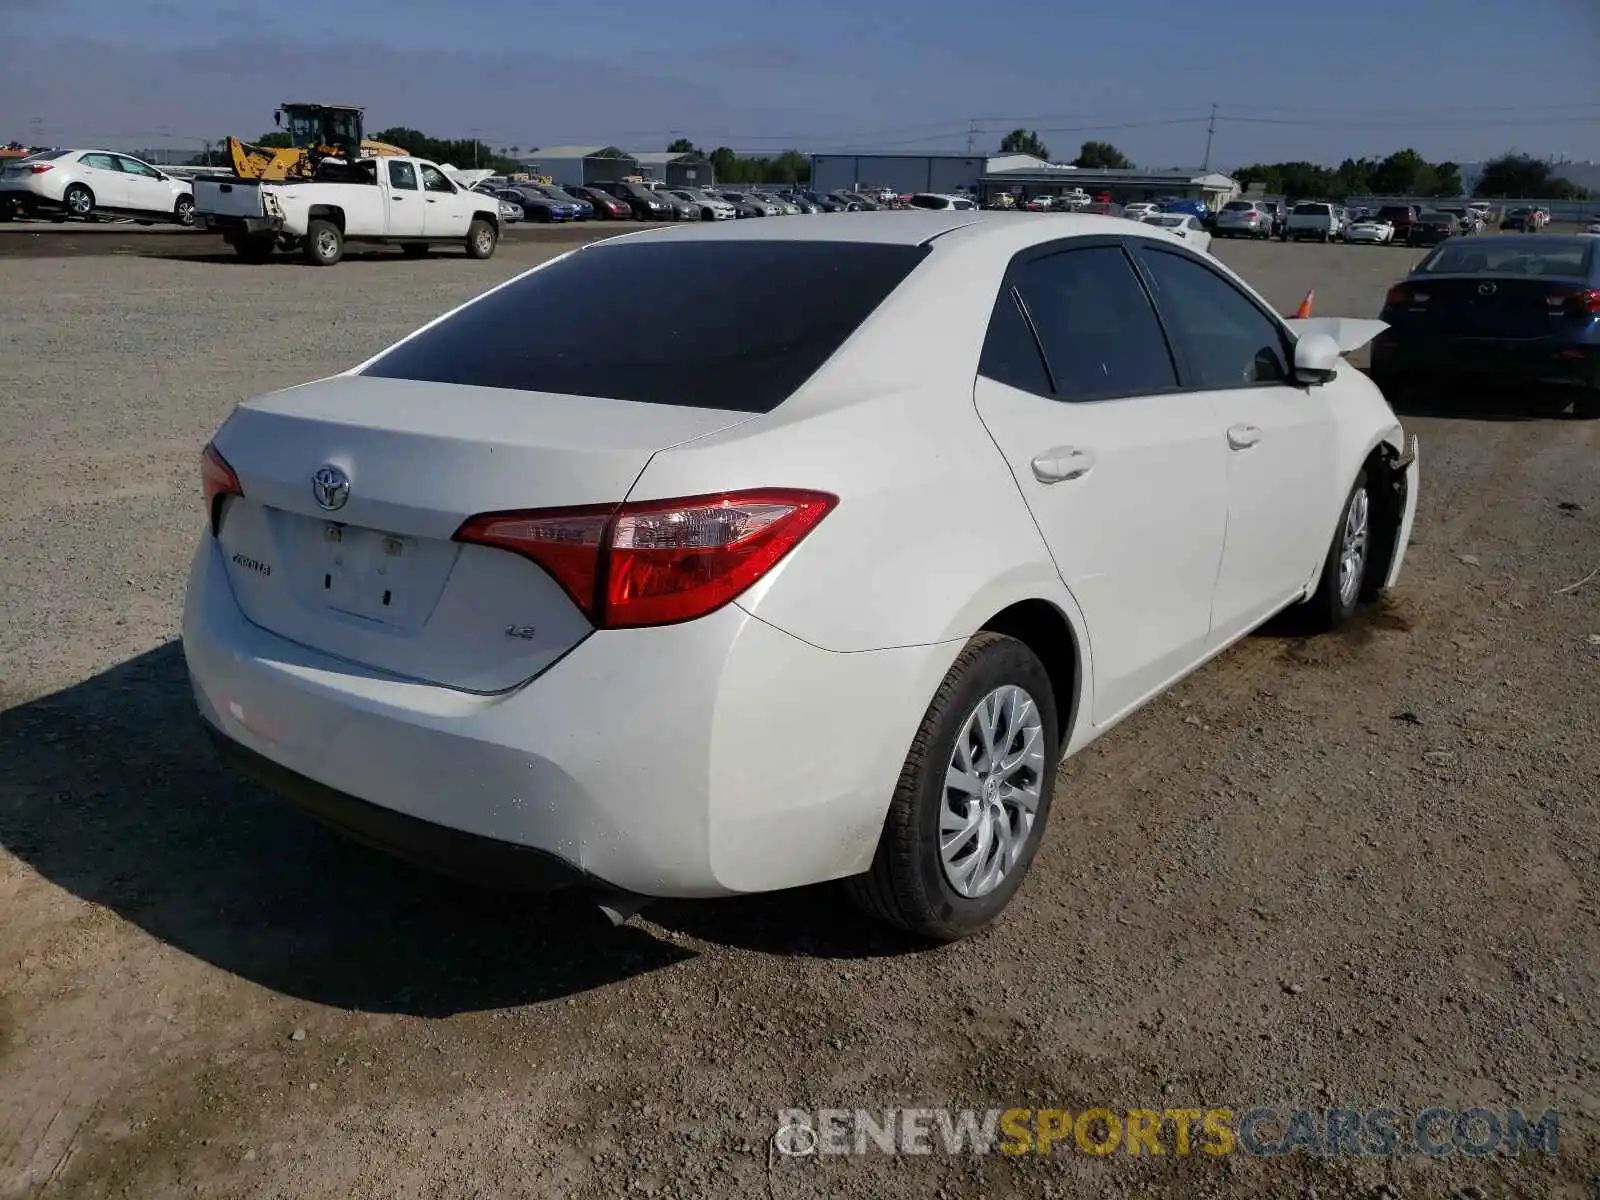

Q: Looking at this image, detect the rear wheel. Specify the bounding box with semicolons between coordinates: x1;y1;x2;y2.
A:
302;218;343;266
465;218;497;259
847;632;1059;941
1574;390;1600;420
63;184;94;220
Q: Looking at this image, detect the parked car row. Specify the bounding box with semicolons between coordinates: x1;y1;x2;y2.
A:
475;177;909;222
1500;206;1551;232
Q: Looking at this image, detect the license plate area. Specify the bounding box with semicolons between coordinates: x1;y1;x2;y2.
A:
320;522;416;623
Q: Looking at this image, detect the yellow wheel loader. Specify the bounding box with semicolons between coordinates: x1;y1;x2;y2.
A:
225;103;406;182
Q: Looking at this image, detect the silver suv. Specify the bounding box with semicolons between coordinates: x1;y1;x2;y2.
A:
1214;200;1275;240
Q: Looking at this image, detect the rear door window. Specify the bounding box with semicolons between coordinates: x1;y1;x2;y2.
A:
387;161;418;190
1008;245;1179;402
363;240;930;412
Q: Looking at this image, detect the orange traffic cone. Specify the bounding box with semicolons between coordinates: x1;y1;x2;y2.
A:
1292;289;1315;318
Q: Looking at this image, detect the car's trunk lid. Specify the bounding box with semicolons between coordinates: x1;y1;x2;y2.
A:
210;375;754;692
1391;275;1591;338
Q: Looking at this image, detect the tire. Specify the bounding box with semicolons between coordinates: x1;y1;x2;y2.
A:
401;242;430;258
63;184;94;220
465;218;497;260
846;632;1059;941
1573;390;1600;420
1299;470;1372;632
174;195;195;227
302;218;343;266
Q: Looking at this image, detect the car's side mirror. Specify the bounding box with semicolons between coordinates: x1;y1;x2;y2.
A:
1293;332;1340;385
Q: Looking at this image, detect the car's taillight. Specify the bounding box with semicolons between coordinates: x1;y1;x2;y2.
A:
1560;288;1600;316
1385;284;1430;306
26;163;53;174
201;441;242;534
454;488;837;628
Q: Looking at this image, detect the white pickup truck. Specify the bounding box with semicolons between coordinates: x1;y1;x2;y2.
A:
1285;201;1346;243
192;155;503;265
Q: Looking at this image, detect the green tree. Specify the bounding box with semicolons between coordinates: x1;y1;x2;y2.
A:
1428;161;1463;197
999;129;1051;160
257;131;293;148
709;146;741;182
1233;163;1282;194
1330;157;1376;198
1275;161;1335;199
1474;153;1588;199
1369;148;1432;195
1073;141;1132;170
371;127;521;174
667;137;700;154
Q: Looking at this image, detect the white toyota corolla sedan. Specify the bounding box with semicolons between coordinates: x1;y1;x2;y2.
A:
183;211;1420;940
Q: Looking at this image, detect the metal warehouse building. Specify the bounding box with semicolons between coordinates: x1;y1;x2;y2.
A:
982;166;1241;211
630;151;715;187
519;146;640;188
809;152;1051;196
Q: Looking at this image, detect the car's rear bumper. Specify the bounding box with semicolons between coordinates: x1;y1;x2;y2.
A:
1372;333;1597;389
182;535;948;899
205;724;600;892
197;213;277;237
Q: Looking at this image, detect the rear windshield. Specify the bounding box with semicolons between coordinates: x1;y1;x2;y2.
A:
1222;201;1255;212
1293;203;1331;216
1377;207;1411;218
13;149;70;163
909;194;946;209
1415;240;1592;277
363;240;930;412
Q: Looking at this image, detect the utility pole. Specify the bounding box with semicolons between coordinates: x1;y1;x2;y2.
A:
967;119;977;154
1202;103;1217;171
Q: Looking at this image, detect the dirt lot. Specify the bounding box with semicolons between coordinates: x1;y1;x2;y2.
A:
1;229;1597;1199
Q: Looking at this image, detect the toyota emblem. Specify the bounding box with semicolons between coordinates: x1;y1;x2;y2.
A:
312;464;350;511
1478;282;1496;296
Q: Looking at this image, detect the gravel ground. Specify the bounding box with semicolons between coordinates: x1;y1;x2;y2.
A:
0;221;624;258
1;233;1598;1199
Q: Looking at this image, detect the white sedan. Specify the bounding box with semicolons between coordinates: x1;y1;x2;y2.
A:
0;148;195;225
182;212;1419;940
1344;218;1395;244
1122;202;1161;221
1141;212;1212;253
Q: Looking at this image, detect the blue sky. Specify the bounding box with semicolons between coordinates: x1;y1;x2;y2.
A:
1;0;1596;166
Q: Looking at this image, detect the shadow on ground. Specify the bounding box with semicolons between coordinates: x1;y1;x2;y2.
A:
0;642;697;1016
1383;382;1589;423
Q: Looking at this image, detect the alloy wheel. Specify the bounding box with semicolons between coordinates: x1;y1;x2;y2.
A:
940;685;1046;899
1337;486;1370;607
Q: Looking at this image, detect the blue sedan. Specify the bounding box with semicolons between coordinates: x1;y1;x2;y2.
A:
1372;234;1599;417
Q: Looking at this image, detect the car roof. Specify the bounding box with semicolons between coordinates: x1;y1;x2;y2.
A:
1444;233;1591;252
584;210;1185;250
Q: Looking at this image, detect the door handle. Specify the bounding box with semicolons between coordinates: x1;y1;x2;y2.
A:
1030;447;1096;483
426;198;437;204
1227;424;1263;450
